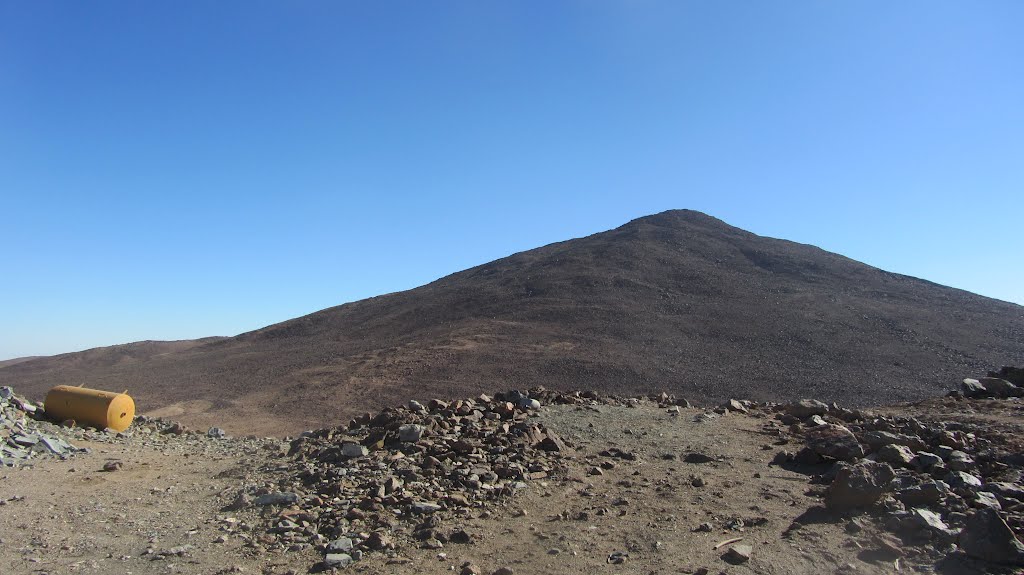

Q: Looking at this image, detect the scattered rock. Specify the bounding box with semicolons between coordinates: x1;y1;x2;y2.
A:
783;399;829;419
979;377;1022;398
326;537;353;553
322;553;353;568
607;551;628;564
721;544;752;564
876;444;914;467
340;442;368;458
101;460;123;472
723;399;748;414
253;492;300;506
959;508;1024;566
683;452;715;464
826;461;895;510
398;424;425;443
804;424;865;462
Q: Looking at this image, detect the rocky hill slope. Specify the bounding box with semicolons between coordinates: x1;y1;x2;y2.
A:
1;210;1022;435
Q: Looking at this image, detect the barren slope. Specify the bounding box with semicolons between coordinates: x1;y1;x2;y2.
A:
1;210;1021;435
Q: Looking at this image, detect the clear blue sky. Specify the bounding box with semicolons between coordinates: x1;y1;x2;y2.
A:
1;2;1022;360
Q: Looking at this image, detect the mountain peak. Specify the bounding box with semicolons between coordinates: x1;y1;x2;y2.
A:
2;211;1020;435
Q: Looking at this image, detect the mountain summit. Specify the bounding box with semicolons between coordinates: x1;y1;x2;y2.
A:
3;210;1022;434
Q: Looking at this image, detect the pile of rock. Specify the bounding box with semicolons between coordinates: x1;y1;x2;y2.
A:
773;368;1024;568
237;388;575;570
0;386;83;466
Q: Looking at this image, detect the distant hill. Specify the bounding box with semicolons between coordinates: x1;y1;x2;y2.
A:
2;210;1021;435
0;356;43;369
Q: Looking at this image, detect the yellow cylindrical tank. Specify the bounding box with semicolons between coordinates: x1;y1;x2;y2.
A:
44;385;136;432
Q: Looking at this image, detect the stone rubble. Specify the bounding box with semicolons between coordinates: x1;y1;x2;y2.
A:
232;387;591;571
770;365;1024;569
1;386;85;466
4;365;1024;573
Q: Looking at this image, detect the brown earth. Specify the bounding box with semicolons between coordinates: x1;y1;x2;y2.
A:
3;391;1018;575
2;210;1022;436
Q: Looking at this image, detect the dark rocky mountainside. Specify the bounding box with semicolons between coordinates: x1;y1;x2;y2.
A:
2;210;1021;435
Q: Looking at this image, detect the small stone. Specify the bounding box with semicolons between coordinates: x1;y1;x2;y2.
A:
826;461;895;510
909;508;948;532
944;470;983;491
101;460;123;472
538;431;570;452
327;537;353;553
606;551;628;564
724;399;748;413
959;508;1024;566
876;444;914;467
911;451;943;471
984;482;1024;503
492;568;515;575
783;399;829;418
341;442;368;458
979;377;1022;398
722;544;752;564
947;451;974;472
519;398;541;410
365;531;394;550
224;491;251;511
804;424;865;462
460;563;482;575
411;501;442;514
253;492;299;506
961;378;989;398
323;553;353;568
973;491;1002;511
398;424;425;443
895;480;948;506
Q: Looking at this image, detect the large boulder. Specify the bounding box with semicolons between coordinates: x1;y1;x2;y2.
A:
860;430;925;451
961;378;991;398
979;377;1023;398
826;461;896;510
783;399;829;419
804;424;865;462
983;482;1024;504
876;444;915;467
958;508;1024;566
989;366;1024;387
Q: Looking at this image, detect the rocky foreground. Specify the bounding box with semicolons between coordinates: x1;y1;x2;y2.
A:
1;367;1023;574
